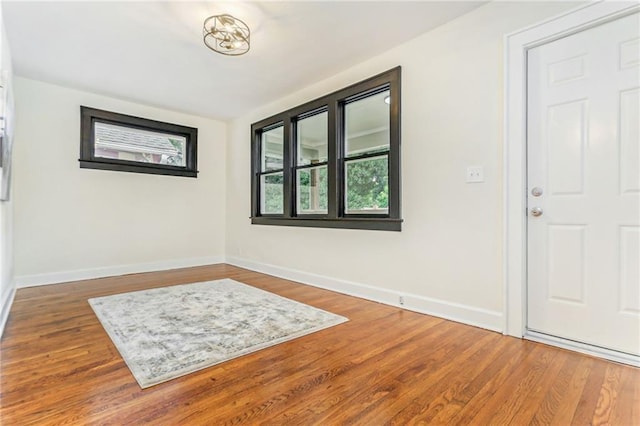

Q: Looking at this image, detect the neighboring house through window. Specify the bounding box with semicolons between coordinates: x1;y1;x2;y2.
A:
80;107;198;177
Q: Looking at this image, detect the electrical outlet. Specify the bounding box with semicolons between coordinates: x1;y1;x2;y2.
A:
466;166;484;183
399;295;405;306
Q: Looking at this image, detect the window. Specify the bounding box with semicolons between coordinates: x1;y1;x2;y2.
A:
296;109;328;215
260;124;284;214
80;107;198;177
251;67;401;231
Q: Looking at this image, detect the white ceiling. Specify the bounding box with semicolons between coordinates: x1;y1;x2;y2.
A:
3;1;485;121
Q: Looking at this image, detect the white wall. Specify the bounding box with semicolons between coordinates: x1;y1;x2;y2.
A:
13;78;227;286
225;2;582;331
0;0;15;336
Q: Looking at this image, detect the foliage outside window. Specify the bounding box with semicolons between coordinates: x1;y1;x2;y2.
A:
251;67;402;231
80;106;198;177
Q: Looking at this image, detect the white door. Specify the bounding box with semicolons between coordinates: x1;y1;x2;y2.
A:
527;12;640;357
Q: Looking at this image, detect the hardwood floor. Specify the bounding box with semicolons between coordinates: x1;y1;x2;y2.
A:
1;264;638;425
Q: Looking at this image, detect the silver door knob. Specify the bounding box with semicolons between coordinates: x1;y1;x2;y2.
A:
531;187;543;197
530;207;543;217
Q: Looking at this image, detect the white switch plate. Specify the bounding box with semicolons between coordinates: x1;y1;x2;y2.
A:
466;166;484;183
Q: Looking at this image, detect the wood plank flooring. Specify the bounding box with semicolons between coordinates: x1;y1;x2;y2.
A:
1;264;638;425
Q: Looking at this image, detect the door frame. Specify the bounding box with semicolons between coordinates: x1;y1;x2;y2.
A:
504;2;640;363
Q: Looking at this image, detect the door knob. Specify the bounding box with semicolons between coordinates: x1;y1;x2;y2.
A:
531;187;543;197
530;207;543;217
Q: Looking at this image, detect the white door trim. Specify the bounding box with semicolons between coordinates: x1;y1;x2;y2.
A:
504;2;640;337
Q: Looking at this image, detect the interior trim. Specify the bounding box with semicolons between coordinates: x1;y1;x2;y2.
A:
227;256;503;332
503;2;640;337
14;256;225;288
0;286;15;338
525;330;640;368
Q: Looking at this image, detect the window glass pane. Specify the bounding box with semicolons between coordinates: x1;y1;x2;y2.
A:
261;126;283;171
345;155;389;214
260;172;283;214
345;90;390;158
94;122;186;166
297;111;328;166
297;166;327;214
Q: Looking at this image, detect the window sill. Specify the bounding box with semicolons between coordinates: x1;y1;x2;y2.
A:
79;159;198;178
250;216;402;231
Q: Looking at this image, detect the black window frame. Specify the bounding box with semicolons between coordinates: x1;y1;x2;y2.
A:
293;106;329;217
79;106;198;178
251;67;402;231
257;121;285;215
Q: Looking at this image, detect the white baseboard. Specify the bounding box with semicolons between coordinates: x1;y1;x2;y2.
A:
14;256;226;288
226;256;503;333
12;255;504;333
0;285;16;339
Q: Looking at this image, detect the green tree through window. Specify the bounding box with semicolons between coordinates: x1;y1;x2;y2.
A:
346;157;389;211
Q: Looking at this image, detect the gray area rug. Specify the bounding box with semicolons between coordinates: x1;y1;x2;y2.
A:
89;278;348;388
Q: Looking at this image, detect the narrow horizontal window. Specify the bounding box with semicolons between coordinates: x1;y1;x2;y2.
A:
79;107;198;177
94;122;187;167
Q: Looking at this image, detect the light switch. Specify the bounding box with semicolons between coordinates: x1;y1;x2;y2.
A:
466;166;484;183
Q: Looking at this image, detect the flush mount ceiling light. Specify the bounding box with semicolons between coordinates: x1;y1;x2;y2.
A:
203;14;250;56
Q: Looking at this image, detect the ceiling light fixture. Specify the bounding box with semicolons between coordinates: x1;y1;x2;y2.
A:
203;14;250;56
